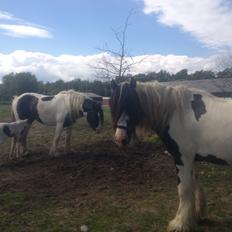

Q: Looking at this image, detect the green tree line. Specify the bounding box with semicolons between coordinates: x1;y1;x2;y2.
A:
0;68;232;101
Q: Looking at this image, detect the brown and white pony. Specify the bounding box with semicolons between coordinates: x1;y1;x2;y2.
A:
10;90;103;159
110;78;231;232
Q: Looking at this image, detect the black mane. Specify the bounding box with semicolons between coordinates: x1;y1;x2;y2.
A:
110;81;143;128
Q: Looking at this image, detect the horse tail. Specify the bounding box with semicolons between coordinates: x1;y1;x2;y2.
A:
11;107;16;122
11;95;18;121
9;96;17;159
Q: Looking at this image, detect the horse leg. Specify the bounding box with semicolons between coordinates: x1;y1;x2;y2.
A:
9;108;16;160
15;142;21;159
65;126;72;154
9;137;16;160
13;124;31;159
49;123;63;156
20;124;32;156
193;170;207;222
168;157;196;232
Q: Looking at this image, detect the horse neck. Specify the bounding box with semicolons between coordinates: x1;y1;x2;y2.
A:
136;82;180;136
68;93;84;119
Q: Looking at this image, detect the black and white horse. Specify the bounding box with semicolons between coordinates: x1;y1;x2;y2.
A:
0;120;28;149
10;90;103;158
110;78;231;232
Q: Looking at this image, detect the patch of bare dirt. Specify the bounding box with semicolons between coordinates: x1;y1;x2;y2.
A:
0;141;176;204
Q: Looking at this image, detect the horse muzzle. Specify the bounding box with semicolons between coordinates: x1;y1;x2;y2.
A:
114;127;128;147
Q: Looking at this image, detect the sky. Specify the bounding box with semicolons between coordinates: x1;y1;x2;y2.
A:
0;0;232;82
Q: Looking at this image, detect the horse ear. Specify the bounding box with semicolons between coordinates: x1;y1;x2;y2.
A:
111;79;118;90
130;78;136;89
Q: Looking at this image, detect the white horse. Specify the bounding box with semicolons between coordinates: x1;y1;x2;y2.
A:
110;78;231;232
10;90;103;159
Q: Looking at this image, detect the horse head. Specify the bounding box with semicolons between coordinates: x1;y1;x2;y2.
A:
82;98;104;132
8;119;29;142
110;78;143;146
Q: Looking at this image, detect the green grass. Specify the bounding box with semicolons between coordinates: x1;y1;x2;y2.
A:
0;104;231;232
0;104;11;121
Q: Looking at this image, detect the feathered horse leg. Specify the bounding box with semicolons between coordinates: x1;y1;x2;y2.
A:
168;156;197;232
193;170;207;222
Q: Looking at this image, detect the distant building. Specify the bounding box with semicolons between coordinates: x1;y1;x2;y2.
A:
162;78;232;98
103;97;110;106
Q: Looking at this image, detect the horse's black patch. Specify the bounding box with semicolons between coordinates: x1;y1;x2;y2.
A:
82;98;103;130
162;126;183;166
79;110;84;117
17;95;43;123
3;125;12;137
195;154;228;165
177;176;181;185
83;99;93;112
41;96;54;101
63;113;75;127
191;94;207;121
175;167;181;185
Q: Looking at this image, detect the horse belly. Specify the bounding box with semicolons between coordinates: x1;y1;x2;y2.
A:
195;121;232;164
169;113;232;165
38;108;58;126
37;101;65;126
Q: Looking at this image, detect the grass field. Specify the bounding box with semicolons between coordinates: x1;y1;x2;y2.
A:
0;104;231;232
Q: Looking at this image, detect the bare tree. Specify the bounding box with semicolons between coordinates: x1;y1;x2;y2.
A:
91;12;146;81
211;52;232;94
215;52;232;71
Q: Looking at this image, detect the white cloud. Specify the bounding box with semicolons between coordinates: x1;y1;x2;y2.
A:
0;11;14;20
0;24;52;38
0;10;52;38
143;0;232;49
0;50;227;82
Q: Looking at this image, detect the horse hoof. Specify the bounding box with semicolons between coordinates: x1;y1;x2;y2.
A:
168;218;195;232
49;152;55;157
49;151;61;157
22;151;29;157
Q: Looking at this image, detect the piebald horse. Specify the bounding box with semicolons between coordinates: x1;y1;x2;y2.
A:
10;90;103;159
110;78;231;232
0;120;28;146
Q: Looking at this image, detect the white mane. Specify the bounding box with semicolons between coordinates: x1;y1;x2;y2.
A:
135;81;213;135
58;90;88;119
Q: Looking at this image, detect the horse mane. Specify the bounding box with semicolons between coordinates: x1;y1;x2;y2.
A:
135;81;213;136
59;90;87;119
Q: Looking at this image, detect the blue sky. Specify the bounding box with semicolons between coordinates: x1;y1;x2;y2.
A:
0;0;231;81
0;0;212;56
